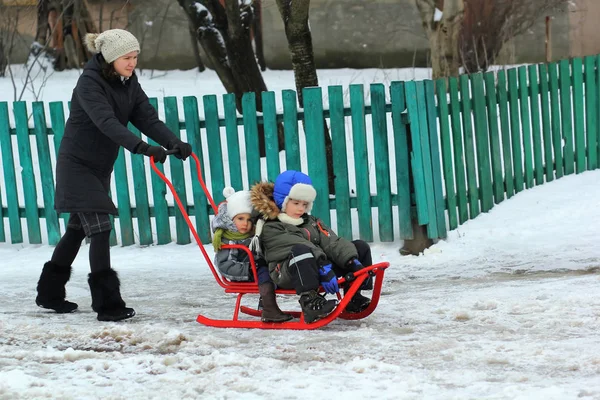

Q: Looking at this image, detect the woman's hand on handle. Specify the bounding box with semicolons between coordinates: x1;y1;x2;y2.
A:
169;140;193;161
136;142;167;163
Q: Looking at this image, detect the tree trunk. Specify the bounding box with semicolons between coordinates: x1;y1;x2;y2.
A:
178;0;239;102
0;38;6;78
36;0;50;44
223;0;268;106
253;0;266;71
176;0;285;156
416;0;464;79
276;0;335;193
188;20;206;72
400;124;433;255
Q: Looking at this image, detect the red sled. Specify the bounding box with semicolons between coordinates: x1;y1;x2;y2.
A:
151;152;390;330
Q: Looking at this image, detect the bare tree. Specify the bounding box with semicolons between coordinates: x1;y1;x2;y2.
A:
417;0;568;77
460;0;568;73
0;3;19;78
252;0;265;71
275;0;335;192
34;0;98;71
416;0;464;79
177;0;284;155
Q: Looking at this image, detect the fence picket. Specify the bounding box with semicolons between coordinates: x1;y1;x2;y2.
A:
424;80;446;238
32;102;60;245
165;96;191;245
559;59;575;175
548;62;564;179
415;81;438;238
538;64;554;182
113;147;134;246
242;93;261;186
14;102;42;244
390;82;413;239
0;102;22;243
303;87;331;227
127;123;153;246
328;85;352;240
597;55;600;164
370;84;394;241
349;84;373;241
571;57;585;173
470;73;493;212
223;94;243;190
204;95;226;205
585;56;598;170
183;96;211;244
404;81;429;227
483;72;504;203
435;79;458;230
48;102;70;228
459;75;479;219
528;65;544;185
448;77;469;223
148;98;171;245
507;69;524;193
496;70;515;197
262;91;281;182
282;90;301;171
518;67;534;189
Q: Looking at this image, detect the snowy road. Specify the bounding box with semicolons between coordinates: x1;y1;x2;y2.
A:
1;171;600;399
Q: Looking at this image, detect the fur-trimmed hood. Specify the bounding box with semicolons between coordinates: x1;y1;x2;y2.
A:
250;181;280;220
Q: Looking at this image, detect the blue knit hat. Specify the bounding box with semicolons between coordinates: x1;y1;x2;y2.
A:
273;170;317;213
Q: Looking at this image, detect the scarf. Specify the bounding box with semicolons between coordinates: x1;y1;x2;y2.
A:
212;228;251;252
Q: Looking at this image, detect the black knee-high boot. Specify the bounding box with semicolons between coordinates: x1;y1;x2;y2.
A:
88;268;135;322
36;262;78;313
36;226;87;313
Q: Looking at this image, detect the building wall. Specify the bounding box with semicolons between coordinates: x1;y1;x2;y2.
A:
0;0;589;71
569;0;600;58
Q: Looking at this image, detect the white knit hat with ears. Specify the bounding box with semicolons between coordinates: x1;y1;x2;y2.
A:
84;29;140;63
223;187;253;219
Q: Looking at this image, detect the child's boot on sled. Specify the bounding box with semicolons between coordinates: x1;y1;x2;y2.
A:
36;261;78;313
299;290;337;323
258;282;293;322
88;268;135;322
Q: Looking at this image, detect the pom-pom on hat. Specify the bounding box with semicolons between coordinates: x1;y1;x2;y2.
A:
223;187;253;219
273;170;316;213
84;29;140;63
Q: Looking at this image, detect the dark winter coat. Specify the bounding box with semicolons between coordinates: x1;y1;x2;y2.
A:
54;54;177;215
250;182;358;288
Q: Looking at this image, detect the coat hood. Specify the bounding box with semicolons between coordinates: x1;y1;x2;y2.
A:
250;181;280;220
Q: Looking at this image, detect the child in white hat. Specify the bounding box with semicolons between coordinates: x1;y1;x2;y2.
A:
211;187;292;323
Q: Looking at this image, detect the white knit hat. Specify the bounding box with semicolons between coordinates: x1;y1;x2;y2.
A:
223;187;253;219
84;29;140;63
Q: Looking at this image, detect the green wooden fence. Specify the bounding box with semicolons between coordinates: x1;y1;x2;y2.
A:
1;55;599;246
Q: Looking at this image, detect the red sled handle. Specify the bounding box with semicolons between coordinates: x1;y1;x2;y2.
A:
149;152;262;286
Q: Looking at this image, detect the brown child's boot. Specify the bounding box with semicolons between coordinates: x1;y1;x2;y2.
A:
258;282;293;323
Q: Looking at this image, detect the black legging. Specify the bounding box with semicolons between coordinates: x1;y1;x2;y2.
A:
50;227;111;273
51;227;86;267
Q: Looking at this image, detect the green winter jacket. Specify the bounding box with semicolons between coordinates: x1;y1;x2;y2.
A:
250;182;357;288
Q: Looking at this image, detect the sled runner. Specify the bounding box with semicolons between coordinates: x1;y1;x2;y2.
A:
151;151;389;330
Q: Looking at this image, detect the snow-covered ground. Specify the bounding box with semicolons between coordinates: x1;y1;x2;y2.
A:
1;169;599;399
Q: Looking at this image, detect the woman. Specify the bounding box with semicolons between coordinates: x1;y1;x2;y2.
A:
35;29;192;322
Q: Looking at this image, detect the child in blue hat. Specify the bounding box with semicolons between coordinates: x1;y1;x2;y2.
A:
250;170;373;323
